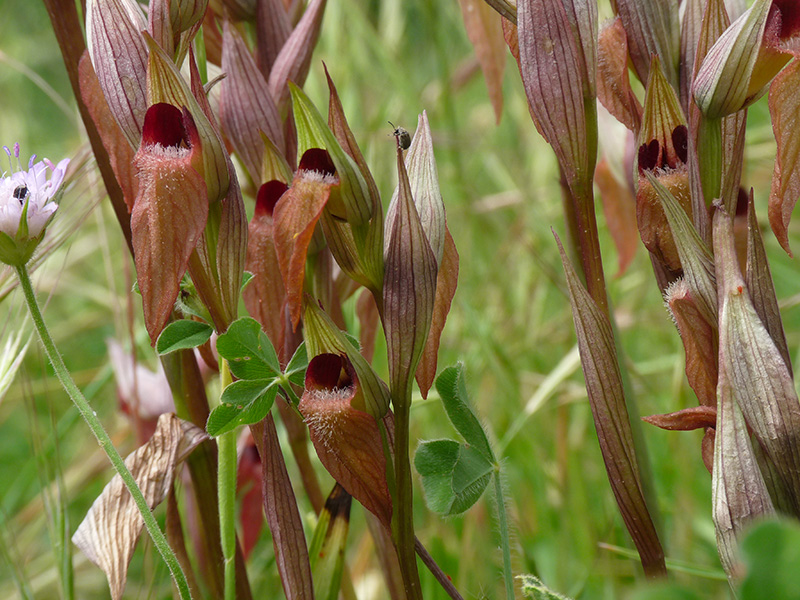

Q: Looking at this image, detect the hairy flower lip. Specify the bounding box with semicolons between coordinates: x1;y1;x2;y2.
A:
141;103;196;150
304;353;356;395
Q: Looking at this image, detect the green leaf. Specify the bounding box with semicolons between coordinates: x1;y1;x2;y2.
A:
216;317;281;380
738;520;800;600
207;383;278;436
241;271;254;290
519;574;573;600
435;364;495;462
155;320;213;355
414;439;493;516
284;342;308;387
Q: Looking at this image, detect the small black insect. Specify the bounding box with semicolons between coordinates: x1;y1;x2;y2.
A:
12;185;28;201
388;121;411;151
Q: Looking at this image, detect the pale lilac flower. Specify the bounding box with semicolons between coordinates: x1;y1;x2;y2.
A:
0;144;69;239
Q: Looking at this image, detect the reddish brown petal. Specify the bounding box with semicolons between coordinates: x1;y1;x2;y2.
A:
356;288;380;364
415;227;459;399
244;180;288;348
642;406;717;431
595;157;638;276
300;354;393;528
237;440;264;560
768;59;800;256
597;18;642;132
666;279;718;407
133;105;209;343
273;159;337;329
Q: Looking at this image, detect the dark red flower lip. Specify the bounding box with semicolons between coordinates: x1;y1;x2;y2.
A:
141;102;200;151
298;148;336;177
304;353;357;394
255;180;289;218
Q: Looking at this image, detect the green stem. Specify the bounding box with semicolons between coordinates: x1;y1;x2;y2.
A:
698;117;722;204
391;381;423;600
14;264;191;600
217;359;237;600
493;470;514;600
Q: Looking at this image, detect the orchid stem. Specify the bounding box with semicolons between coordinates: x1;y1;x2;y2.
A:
14;264;192;600
217;358;237;600
391;381;423;600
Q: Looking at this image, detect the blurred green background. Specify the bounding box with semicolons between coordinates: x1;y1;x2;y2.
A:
2;0;799;598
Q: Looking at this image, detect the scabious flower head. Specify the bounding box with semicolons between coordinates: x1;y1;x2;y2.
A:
0;144;69;266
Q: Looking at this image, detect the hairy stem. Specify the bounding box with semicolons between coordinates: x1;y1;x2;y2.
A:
493;471;514;600
15;265;191;600
217;359;237;600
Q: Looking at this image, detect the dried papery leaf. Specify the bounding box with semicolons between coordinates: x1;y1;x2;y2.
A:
255;414;314;600
86;0;148;148
215;165;248;329
615;0;680;87
356;288;379;363
145;34;230;204
713;362;774;581
555;233;666;577
387;112;446;266
517;0;592;196
268;0;328;110
303;301;391;418
458;0;506;123
132;104;209;343
244;180;288;349
72;414;208;600
299;354;393;528
642;405;717;431
78;52;139;212
646;172;717;326
768;59;800;256
384;143;438;396
416;228;459;399
714;206;800;516
273;150;337;329
745;192;791;373
597;18;642;132
237;441;263;560
693;0;782;119
665;278;718;407
220;20;285;183
595;157;638;276
255;0;292;75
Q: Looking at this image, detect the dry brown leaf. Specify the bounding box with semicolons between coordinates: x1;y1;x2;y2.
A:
72;414;208;600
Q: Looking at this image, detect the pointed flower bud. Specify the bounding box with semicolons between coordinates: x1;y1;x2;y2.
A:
386;112;445;266
714;205;800;516
0;146;69;267
615;0;680;88
636;57;692;275
171;0;208;33
693;0;799;119
303;300;391;419
299;353;393;528
383;141;438;396
145;34;230;204
86;0;148;148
